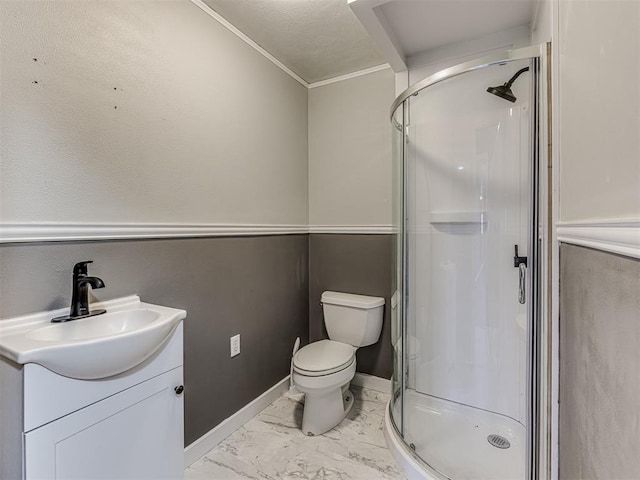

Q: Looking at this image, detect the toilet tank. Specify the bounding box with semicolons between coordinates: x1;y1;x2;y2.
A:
321;291;385;347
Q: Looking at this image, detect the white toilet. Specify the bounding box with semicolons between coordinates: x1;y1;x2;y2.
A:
292;291;385;436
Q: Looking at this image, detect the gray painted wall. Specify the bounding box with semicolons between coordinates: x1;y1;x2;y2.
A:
308;68;395;226
1;0;308;226
0;0;392;453
0;235;309;445
308;234;393;379
557;0;640;222
0;3;396;447
559;244;640;479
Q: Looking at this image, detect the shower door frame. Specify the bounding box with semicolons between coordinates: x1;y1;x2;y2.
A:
389;43;552;480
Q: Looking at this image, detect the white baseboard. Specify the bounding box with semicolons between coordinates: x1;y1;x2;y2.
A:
352;373;391;394
184;376;289;467
184;373;391;467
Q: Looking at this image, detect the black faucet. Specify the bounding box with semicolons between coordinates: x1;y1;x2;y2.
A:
52;261;107;323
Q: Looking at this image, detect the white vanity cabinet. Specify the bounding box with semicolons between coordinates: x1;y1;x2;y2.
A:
0;322;185;480
24;366;183;479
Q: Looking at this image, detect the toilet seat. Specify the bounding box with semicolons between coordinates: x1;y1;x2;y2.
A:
293;340;355;377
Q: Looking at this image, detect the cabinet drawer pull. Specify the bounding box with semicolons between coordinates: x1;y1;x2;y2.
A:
174;385;184;395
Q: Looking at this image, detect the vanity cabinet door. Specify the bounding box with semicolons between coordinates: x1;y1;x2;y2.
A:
24;366;184;480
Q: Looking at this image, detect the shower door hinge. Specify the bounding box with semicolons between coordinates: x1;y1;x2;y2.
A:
513;245;528;267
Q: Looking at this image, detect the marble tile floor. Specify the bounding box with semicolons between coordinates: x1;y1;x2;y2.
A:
185;386;406;480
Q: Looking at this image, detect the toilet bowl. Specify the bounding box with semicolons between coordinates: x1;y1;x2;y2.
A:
293;340;357;435
292;292;384;436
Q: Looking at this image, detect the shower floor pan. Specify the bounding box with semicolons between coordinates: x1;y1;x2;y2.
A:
402;390;525;480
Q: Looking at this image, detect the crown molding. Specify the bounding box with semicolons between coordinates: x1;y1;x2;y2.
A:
308;64;391;89
189;0;308;87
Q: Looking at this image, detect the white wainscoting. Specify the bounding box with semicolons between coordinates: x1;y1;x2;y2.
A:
556;219;640;259
0;224;395;244
308;225;396;234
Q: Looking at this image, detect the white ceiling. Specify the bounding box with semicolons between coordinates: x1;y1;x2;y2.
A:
201;0;385;84
200;0;534;84
378;0;533;58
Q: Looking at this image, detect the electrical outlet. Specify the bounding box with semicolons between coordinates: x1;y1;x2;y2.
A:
230;334;240;357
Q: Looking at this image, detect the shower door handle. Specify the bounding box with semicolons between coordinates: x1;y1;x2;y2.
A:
518;263;526;304
514;245;527;305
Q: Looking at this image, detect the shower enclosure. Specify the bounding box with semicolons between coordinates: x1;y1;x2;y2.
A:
388;45;547;480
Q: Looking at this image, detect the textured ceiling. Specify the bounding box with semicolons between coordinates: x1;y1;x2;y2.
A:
201;0;386;84
200;0;533;84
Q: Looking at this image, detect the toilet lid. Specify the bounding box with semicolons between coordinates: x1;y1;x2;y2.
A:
293;340;355;375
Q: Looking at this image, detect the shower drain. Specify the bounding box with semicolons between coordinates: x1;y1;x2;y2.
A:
487;434;511;449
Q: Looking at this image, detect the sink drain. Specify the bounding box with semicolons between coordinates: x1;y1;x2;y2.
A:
487;434;511;449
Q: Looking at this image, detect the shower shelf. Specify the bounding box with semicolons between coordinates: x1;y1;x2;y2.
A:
430;212;487;224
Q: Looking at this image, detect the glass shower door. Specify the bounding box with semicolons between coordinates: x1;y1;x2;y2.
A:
401;58;534;480
390;103;405;435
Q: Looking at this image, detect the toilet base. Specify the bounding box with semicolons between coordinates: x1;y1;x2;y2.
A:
302;385;354;436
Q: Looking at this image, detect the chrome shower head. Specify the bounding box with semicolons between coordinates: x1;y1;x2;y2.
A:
487;67;530;103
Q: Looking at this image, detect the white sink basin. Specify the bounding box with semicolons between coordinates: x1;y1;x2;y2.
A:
0;296;186;379
26;310;160;342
